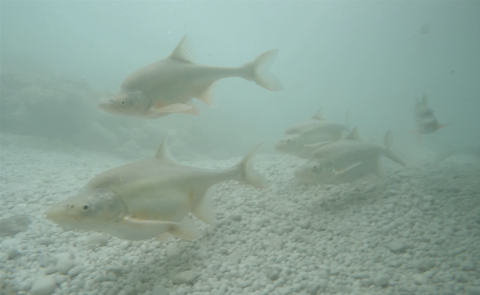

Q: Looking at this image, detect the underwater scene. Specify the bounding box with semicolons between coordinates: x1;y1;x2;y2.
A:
1;1;479;295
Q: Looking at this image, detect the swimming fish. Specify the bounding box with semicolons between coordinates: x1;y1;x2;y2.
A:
274;108;349;159
46;136;267;241
294;128;405;185
98;35;282;118
414;93;450;134
284;108;326;135
434;145;480;163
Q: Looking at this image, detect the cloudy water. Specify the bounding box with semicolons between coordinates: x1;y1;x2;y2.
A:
1;1;479;295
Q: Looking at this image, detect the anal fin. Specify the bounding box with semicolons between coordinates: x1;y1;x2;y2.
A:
334;162;362;176
197;83;215;106
191;187;216;224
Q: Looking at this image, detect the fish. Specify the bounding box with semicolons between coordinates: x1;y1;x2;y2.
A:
98;35;282;118
46;136;267;241
294;128;405;185
434;145;480;163
284;108;326;135
274;108;349;159
414;93;450;134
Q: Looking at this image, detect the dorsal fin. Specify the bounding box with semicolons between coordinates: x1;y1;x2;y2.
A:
346;127;362;141
154;133;178;164
345;110;351;129
311;107;325;120
384;130;393;149
421;92;429;106
169;35;195;63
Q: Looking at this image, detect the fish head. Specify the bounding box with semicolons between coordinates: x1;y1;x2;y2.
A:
294;159;335;184
46;190;126;231
98;90;150;117
274;135;301;153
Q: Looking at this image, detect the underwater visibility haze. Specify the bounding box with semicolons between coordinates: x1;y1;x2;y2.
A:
1;1;480;295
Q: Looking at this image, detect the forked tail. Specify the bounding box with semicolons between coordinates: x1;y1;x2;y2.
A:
233;143;269;188
243;50;283;92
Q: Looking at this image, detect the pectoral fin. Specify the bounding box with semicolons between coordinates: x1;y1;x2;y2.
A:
169;217;201;240
123;216;180;227
151;103;196;114
304;141;332;149
334;162;362;176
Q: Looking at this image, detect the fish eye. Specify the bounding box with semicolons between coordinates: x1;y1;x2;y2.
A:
120;100;126;106
82;204;90;212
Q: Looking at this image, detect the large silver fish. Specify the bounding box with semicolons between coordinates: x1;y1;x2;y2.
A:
274;108;349;159
46;137;267;241
98;35;282;118
295;128;405;184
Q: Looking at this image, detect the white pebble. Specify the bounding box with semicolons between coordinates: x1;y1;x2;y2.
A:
30;276;56;295
413;273;428;285
165;244;180;257
119;241;131;250
373;275;389;287
84;233;108;248
388;240;406;253
56;258;75;274
67;266;82;277
173;270;197;285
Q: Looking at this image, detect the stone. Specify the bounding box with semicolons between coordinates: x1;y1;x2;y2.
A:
305;282;320;295
172;270;198;285
466;286;480;295
266;268;280;281
67;266;82;277
165;244;180;257
30;276;56;295
388;240;406;253
152;284;169;295
373;275;389;287
56;258;75;274
413;274;428;285
119;241;130;250
461;261;477;271
0;214;31;237
85;233;108;248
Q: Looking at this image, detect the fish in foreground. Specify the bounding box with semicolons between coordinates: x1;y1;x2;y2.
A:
98;35;282;118
46;137;267;241
414;93;450;134
295;128;405;185
274;108;349;159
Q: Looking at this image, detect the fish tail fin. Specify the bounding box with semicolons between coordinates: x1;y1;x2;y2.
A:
383;131;406;166
244;49;283;91
234;142;268;188
437;122;452;131
385;147;406;167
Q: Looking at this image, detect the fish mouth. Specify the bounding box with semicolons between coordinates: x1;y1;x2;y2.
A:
45;205;65;221
98;98;118;113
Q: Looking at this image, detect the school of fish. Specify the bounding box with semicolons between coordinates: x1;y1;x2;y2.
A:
46;35;463;243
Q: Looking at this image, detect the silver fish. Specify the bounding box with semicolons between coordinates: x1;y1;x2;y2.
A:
46;136;267;241
275;108;349;159
295;128;405;184
99;35;282;118
414;93;450;134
